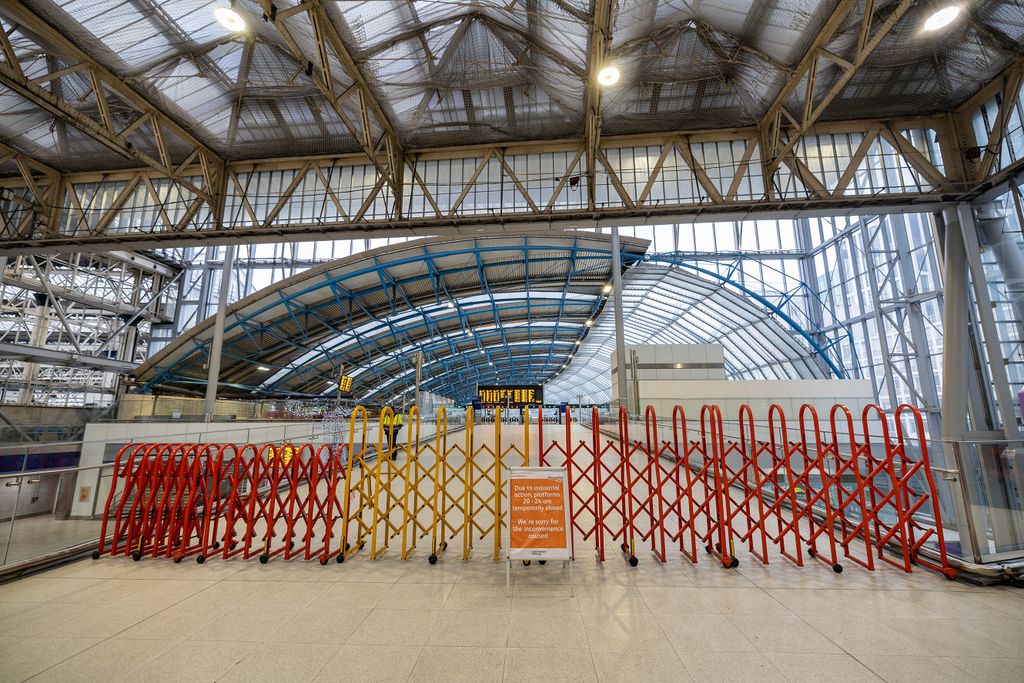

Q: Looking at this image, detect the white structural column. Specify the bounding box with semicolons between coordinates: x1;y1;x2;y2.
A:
610;226;629;415
203;245;235;421
940;208;971;442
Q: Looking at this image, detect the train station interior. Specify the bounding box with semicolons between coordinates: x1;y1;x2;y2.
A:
2;0;1024;680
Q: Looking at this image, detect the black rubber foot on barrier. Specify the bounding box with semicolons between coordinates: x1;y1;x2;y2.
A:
230;542;238;550
336;554;344;564
724;558;739;569
91;550;101;560
808;547;817;558
440;541;448;551
428;554;438;565
705;544;712;553
212;542;221;550
289;541;295;549
319;556;328;566
258;554;269;564
358;541;365;550
944;570;957;580
132;552;142;561
197;555;206;564
628;556;639;567
832;564;843;573
173;556;182;564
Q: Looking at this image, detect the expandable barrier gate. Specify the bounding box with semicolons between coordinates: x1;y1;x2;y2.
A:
95;402;956;579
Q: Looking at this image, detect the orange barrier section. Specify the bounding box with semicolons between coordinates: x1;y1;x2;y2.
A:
94;401;955;580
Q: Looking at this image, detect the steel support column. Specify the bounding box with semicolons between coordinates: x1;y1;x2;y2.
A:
203;245;235;421
611;226;629;415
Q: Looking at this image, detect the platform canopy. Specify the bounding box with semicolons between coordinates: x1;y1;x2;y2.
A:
132;232;649;403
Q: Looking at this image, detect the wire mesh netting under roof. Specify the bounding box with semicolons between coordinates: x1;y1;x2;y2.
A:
131;232;649;404
544;265;826;405
2;1;1022;169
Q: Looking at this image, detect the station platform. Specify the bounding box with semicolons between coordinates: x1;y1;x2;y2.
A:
1;540;1022;682
4;417;1024;682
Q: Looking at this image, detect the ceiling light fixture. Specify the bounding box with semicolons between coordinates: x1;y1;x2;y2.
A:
257;365;270;371
585;319;593;327
596;65;620;87
215;6;246;32
446;300;455;309
923;4;960;31
602;284;612;294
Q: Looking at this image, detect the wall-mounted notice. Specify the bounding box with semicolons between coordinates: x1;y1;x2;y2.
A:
507;467;570;561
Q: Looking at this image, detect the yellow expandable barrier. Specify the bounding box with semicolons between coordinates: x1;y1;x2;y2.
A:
335;403;536;564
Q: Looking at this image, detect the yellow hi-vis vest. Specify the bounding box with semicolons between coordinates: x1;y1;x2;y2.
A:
383;412;404;426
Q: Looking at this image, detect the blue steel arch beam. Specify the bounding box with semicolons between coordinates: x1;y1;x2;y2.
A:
132;234;648;403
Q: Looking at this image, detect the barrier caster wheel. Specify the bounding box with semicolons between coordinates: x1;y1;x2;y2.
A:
213;542;221;550
832;564;843;574
808;547;817;558
319;556;328;566
523;560;531;566
539;560;546;565
91;550;101;560
345;542;351;551
945;570;957;580
132;552;142;561
259;554;269;564
197;555;206;564
336;554;344;564
705;545;712;553
729;558;740;569
289;541;295;550
628;556;639;567
173;556;183;564
428;555;438;565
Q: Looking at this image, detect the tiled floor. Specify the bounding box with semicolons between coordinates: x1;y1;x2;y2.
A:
0;548;1022;682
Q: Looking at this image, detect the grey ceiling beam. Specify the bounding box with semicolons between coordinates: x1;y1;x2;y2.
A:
0;341;137;373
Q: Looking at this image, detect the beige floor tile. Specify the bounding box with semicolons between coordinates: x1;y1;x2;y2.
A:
764;653;882;682
509;610;589;648
376;582;452;610
0;601;95;637
589;648;692;682
40;559;136;580
426;609;510;647
396;560;464;584
627;562;698;587
334;559;408;583
882;617;1019;659
802;616;938;656
656;612;757;652
408;645;504;682
504;647;597;682
144;639;259;682
225;560;340;583
510;561;572;586
727;615;843;654
443;583;512;610
676;649;788;681
954;617;1024;651
188;605;301;643
512;583;579;611
944;656;1024;681
454;561;508;585
679;560;757;587
272;606;371;643
347;609;440;646
28;638;174;682
574;585;649;613
316;581;391;609
0;636;101;681
699;586;792;615
582;611;673;651
113;602;226;641
180;580;279;608
218;642;339;683
637;586;723;614
47;601;163;639
314;643;422;682
855;654;973;682
0;577;101;603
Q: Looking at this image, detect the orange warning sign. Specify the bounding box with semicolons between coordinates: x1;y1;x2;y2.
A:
508;468;570;560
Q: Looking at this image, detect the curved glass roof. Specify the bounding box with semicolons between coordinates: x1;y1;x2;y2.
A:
545;265;826;404
132;232;649;403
